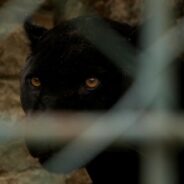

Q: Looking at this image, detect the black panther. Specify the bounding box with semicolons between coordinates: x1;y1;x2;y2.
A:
20;16;142;184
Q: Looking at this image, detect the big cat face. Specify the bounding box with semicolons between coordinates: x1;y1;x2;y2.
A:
20;16;140;184
21;16;135;113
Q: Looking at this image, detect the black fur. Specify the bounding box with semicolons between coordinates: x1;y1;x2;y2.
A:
21;16;141;184
24;18;48;50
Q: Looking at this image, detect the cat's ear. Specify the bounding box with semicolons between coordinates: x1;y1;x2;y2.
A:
128;26;140;47
24;18;48;50
105;19;140;46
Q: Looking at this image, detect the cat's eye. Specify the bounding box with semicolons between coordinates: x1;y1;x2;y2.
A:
30;77;41;87
85;78;100;89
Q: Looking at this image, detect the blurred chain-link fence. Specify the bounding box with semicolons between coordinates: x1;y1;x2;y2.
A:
0;0;184;184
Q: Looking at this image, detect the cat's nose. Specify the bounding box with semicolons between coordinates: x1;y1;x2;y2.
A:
42;95;59;109
41;95;70;111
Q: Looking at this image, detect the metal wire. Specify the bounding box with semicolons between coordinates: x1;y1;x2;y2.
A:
0;0;184;183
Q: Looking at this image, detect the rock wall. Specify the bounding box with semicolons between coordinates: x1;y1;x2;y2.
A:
0;27;28;118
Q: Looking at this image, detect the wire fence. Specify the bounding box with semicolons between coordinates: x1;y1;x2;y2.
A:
0;0;184;183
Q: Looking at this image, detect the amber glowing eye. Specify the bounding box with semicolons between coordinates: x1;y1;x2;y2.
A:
85;78;100;89
30;77;41;87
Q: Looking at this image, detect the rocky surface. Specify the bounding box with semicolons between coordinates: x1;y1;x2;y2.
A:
0;26;28;118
